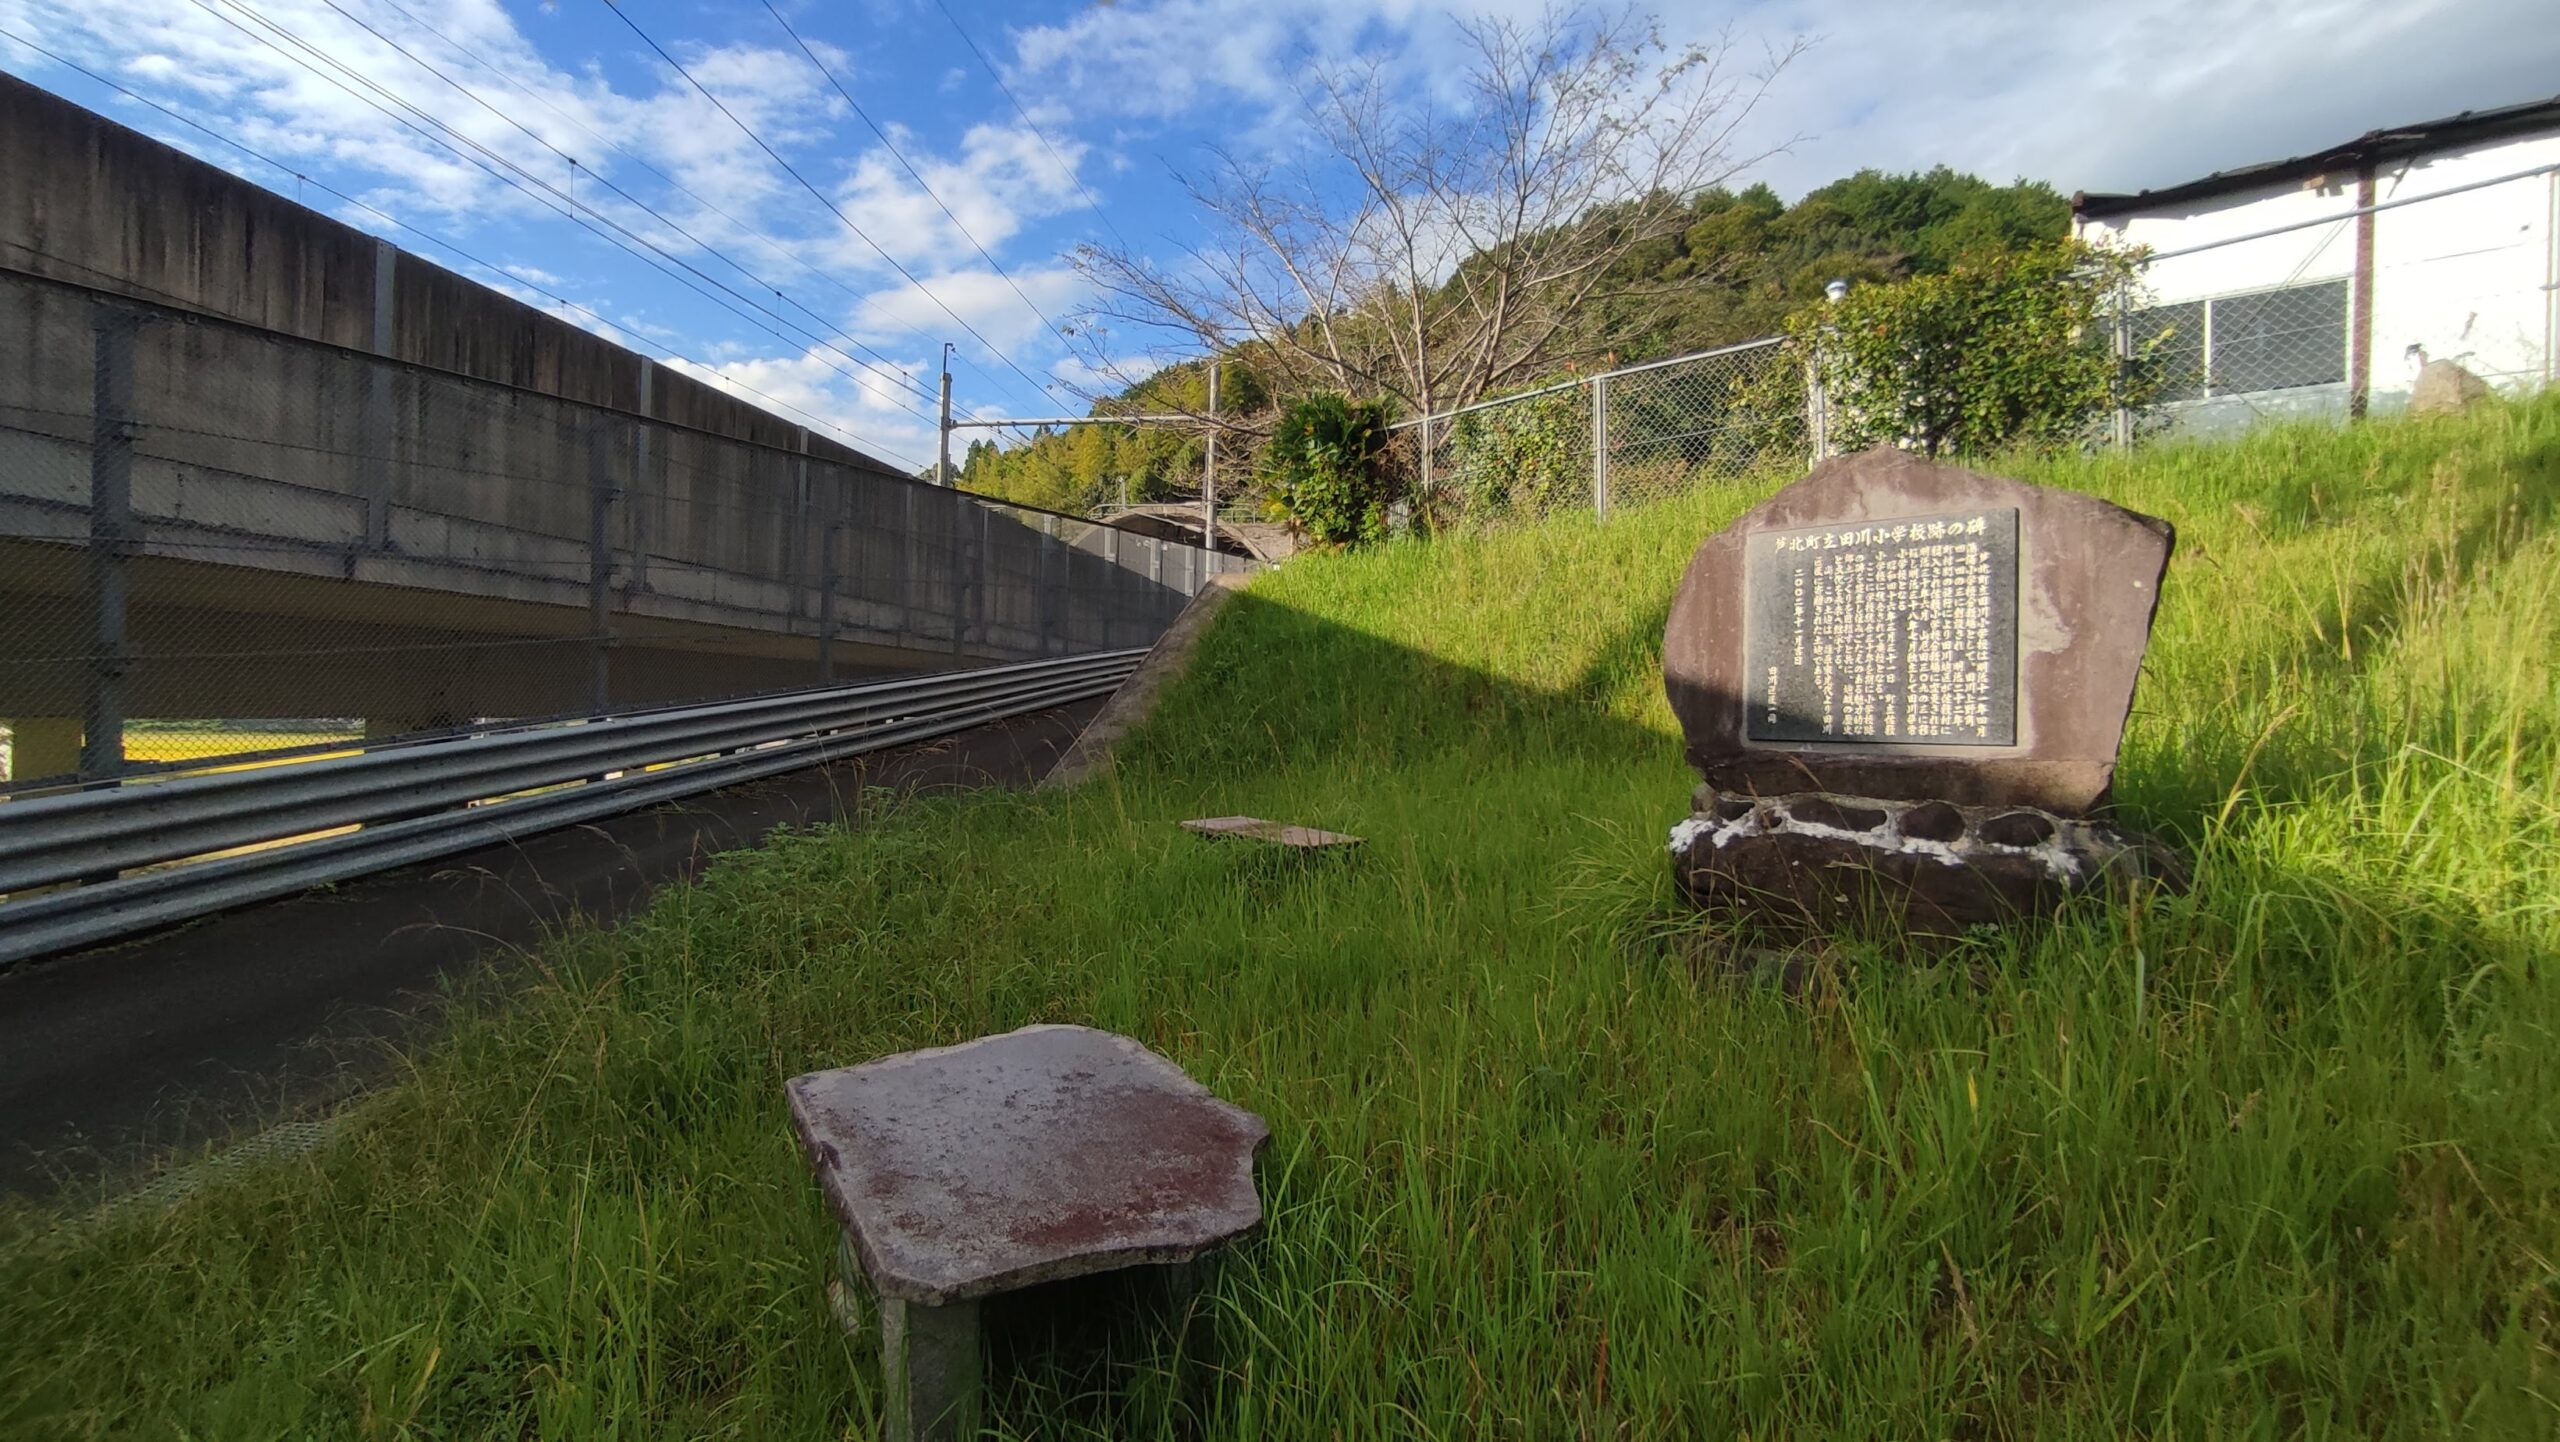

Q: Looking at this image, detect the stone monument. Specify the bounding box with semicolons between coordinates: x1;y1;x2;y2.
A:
1661;447;2183;937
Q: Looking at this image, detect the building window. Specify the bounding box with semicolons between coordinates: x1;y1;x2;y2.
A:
2209;279;2348;393
2131;278;2348;401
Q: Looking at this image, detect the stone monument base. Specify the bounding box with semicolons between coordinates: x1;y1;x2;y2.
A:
1669;787;2185;938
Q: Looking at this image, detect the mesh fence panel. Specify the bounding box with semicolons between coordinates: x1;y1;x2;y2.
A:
1397;338;1808;532
2124;278;2356;434
0;267;1231;791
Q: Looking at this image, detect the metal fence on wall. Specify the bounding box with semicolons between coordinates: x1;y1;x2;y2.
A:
1387;337;1808;530
0;264;1234;791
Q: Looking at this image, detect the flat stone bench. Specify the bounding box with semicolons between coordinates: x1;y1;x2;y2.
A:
786;1024;1269;1441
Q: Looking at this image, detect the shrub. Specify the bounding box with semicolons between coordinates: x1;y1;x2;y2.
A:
1262;392;1399;546
1795;239;2156;458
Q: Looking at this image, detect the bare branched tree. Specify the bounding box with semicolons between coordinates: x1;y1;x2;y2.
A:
1072;5;1798;426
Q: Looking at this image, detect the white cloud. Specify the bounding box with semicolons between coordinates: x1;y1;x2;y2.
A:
812;120;1088;277
849;263;1088;359
1738;0;2560;197
1052;350;1164;396
1000;0;2560;198
658;345;942;469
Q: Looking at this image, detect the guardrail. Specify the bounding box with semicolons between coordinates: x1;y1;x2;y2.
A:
0;650;1142;968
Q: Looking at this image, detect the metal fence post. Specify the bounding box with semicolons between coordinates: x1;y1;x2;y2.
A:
947;492;966;656
83;306;138;782
818;480;841;683
1803;347;1830;466
1420;412;1434;501
975;503;992;654
586;421;618;712
2112;279;2136;450
792;429;815;666
360;238;396;554
625;366;654;601
899;481;918;647
1040;515;1061;656
1590;373;1610;519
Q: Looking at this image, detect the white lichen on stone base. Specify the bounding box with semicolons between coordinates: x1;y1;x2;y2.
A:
1667;790;2157;884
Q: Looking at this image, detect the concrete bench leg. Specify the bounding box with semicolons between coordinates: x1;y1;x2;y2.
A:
1163;1258;1205;1321
881;1295;982;1442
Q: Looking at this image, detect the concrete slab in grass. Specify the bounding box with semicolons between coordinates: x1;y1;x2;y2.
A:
1181;815;1363;849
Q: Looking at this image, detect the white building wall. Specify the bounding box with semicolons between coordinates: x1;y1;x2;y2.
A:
2368;136;2560;392
2077;127;2559;428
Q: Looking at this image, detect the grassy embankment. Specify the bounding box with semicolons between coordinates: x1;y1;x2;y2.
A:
4;397;2558;1437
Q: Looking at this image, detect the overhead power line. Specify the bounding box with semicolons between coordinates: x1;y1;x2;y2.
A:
203;0;945;439
599;0;1076;413
314;0;940;417
930;0;1135;256
931;0;1183;400
758;0;1084;396
356;0;985;422
0;24;921;467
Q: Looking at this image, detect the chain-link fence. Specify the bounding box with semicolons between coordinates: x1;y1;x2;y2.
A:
1386;338;1807;530
0;264;1234;792
1386;167;2558;530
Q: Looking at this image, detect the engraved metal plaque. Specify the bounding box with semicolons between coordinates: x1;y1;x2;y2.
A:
1744;508;2018;746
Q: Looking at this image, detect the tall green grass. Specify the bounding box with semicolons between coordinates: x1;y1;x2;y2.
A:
5;398;2558;1438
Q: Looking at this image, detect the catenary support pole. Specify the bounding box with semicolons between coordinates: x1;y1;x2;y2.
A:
937;343;954;487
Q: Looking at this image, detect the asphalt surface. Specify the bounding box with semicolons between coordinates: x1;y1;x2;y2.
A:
0;698;1103;1200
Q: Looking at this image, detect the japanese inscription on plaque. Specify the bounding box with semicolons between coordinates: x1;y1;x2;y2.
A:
1744;508;2019;746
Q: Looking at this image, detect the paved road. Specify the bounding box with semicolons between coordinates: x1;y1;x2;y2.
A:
0;699;1103;1199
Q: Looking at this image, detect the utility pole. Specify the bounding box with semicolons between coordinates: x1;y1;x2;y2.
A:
936;342;954;486
1201;360;1219;553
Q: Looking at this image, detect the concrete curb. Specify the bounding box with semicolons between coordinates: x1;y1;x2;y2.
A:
1039;573;1250;791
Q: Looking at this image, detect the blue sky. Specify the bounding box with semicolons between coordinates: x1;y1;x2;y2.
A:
3;0;2552;472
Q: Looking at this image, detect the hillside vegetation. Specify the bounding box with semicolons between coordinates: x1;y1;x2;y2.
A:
5;397;2558;1437
964;168;2067;514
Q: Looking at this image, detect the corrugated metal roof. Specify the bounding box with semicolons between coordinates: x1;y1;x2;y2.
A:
2073;93;2560;221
